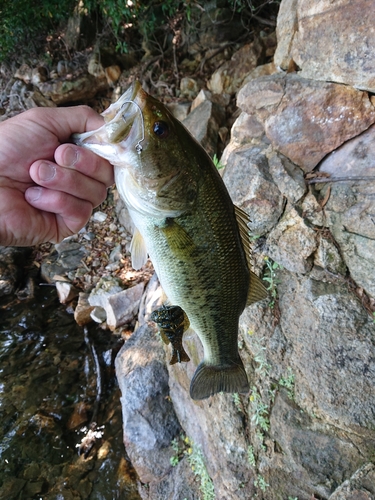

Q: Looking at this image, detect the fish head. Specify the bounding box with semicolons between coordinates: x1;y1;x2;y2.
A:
73;81;200;218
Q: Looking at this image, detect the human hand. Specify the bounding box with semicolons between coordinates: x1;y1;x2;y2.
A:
0;106;114;246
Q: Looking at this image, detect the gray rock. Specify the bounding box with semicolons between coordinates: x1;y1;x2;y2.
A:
115;323;182;484
105;282;144;330
329;463;375;499
266;205;317;273
276;0;375;92
0;247;31;297
238;74;375;172
182;99;224;157
278;271;375;429
223;143;285;235
267;149;306;204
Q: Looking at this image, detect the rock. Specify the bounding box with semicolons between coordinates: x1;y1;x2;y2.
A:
55;281;80;304
14;63;33;83
41;239;87;283
273;0;298;70
115;323;182;484
267;392;367;499
314;236;347;276
91;211;108;222
275;0;375;92
105;65;122;86
180;77;200;99
0;247;31;297
277;272;375;428
90;306;107;323
208;39;264;95
166;101;191;121
88;277;123;308
167;331;255;500
37;73;108;105
241;61;278;86
266;149;306;204
223;143;285;235
221;111;265;165
329;215;375;299
238;74;375;172
301;191;325;227
182;98;224;157
105;282;144;330
74;292;94;326
329;463;375;499
266;205;317;274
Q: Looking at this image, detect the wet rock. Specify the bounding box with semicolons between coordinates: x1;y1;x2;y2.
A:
74;292;94;326
41;238;87;283
238;74;375;172
208;39;264;95
0;246;31;297
329;463;375;499
56;281;80;304
115;323;182;484
275;0;375;92
223;143;285;235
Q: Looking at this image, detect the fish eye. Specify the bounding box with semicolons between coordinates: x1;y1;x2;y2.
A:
153;121;169;138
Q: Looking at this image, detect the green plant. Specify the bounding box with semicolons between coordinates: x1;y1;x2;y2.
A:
247;332;271;377
212;154;225;170
0;0;77;61
262;256;283;308
254;474;269;492
279;367;295;400
187;443;216;500
247;445;256;467
250;387;270;432
232;392;243;413
169;434;189;467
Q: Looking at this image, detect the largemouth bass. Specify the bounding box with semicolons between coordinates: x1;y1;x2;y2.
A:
73;81;267;399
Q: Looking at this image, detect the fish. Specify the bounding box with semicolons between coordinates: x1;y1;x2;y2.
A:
73;81;268;399
150;304;191;365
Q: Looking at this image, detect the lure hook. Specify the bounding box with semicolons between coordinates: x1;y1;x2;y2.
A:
121;100;145;154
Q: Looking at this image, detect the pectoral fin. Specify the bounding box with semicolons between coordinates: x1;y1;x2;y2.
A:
130;228;148;270
161;220;196;258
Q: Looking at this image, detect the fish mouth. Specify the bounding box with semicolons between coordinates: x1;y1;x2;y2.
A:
72;81;147;159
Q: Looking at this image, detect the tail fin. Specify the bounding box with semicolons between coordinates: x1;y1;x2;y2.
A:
190;359;249;400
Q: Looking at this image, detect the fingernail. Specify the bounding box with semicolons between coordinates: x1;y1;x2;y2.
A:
26;187;42;202
39;162;56;181
63;146;79;167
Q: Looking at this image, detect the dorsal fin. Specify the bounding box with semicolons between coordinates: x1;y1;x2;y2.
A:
130;228;148;270
234;205;268;305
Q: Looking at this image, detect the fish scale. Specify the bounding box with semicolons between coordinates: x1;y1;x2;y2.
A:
73;81;268;399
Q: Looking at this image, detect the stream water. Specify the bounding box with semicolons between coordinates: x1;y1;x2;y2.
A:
0;284;140;499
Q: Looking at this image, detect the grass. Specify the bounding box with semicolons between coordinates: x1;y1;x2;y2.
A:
279;368;295;400
262;256;283;308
